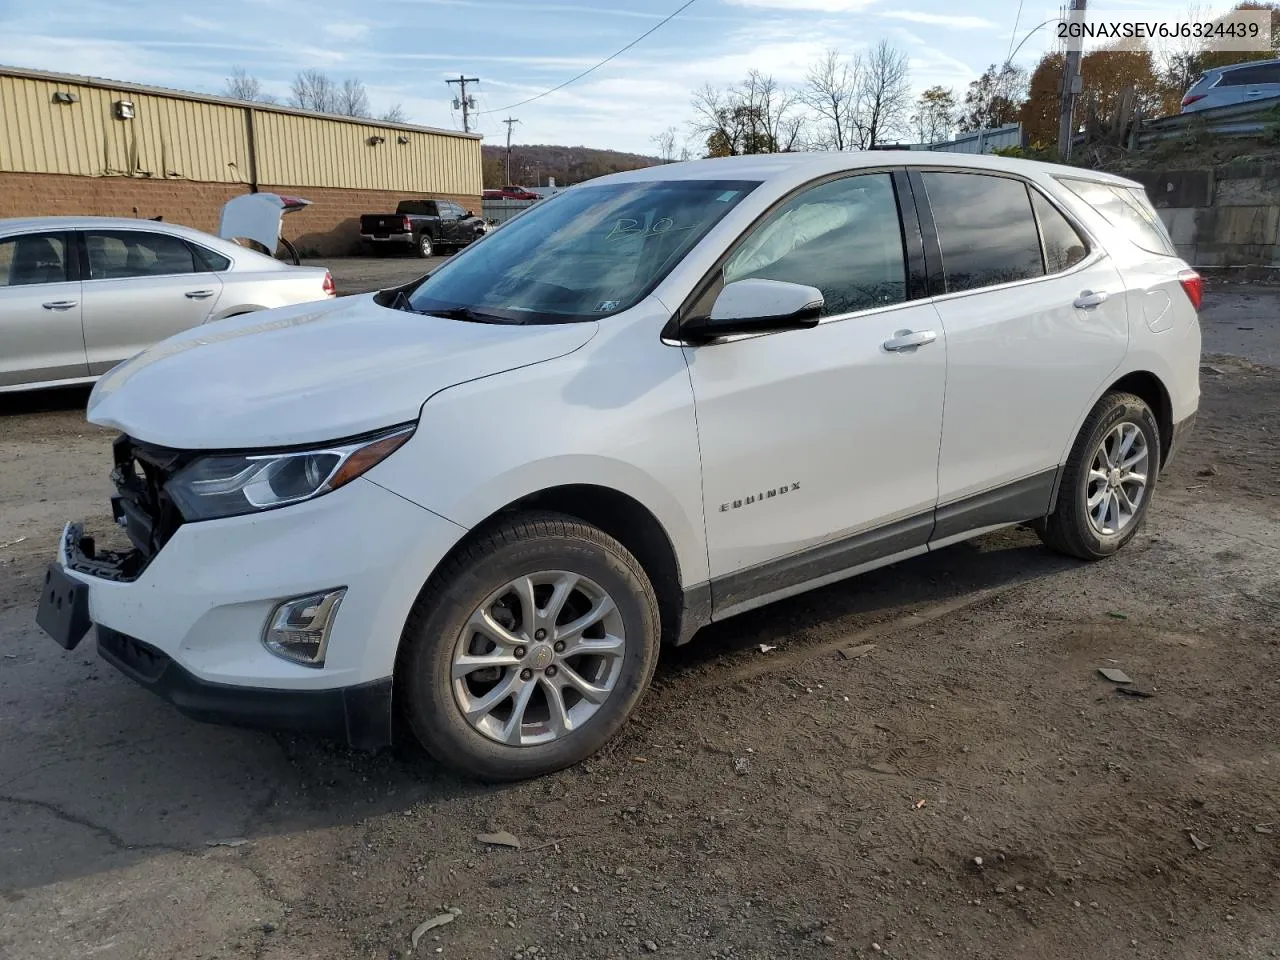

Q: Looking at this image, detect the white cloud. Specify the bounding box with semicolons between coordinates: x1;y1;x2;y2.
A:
323;22;370;40
881;11;999;29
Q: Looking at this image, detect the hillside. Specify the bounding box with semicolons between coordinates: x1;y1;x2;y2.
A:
481;143;659;188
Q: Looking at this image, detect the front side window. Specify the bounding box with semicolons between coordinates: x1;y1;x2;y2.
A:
1030;190;1089;274
922;172;1046;293
0;233;69;286
85;231;197;280
723;173;907;316
1058;178;1177;257
406;179;758;324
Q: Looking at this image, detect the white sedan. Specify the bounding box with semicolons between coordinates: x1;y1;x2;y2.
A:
0;215;335;393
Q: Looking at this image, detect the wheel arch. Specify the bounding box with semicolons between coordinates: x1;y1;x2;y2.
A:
417;484;690;650
1106;370;1174;466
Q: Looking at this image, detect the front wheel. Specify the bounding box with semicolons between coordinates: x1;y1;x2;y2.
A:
1037;391;1160;560
415;233;434;258
397;513;661;781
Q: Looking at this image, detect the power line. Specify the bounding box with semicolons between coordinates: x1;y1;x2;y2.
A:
1006;0;1027;64
481;0;699;114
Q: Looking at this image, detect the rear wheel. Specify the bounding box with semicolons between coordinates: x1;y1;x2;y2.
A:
397;513;661;781
416;233;434;258
1037;391;1160;560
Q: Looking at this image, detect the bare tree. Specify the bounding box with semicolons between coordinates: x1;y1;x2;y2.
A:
740;71;804;153
1154;2;1209;99
380;104;408;124
856;40;911;148
802;48;860;150
224;67;277;104
911;85;955;145
290;69;338;113
651;126;680;162
691;83;744;157
337;77;372;118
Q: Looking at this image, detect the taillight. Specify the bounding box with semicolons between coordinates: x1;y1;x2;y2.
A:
1181;93;1206;107
402;216;412;230
1178;269;1203;311
322;271;336;297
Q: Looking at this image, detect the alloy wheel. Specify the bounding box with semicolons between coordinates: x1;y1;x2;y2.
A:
1086;421;1149;536
451;571;626;746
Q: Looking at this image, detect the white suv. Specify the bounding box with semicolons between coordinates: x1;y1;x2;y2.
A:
38;152;1202;781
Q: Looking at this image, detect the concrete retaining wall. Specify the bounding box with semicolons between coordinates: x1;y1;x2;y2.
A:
1130;164;1280;267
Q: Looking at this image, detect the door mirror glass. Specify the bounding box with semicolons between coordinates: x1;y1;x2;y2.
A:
682;278;823;343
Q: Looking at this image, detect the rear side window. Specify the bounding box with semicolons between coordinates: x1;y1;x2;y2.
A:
85;230;197;279
1057;178;1176;257
0;233;69;286
398;200;438;216
1218;62;1280;86
920;172;1045;293
1030;191;1089;273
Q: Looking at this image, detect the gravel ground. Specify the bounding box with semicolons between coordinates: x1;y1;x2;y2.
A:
1;285;1278;960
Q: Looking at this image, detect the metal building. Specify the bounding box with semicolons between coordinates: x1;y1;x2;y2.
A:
0;66;483;255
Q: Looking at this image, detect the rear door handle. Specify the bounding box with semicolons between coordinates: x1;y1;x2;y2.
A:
42;300;78;310
1074;290;1109;309
185;289;215;300
883;329;938;352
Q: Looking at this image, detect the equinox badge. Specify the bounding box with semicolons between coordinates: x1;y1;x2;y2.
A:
720;483;799;512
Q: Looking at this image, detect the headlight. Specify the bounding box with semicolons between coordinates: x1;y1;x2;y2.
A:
166;424;415;521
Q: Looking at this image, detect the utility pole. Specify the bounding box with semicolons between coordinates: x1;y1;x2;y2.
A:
447;75;480;133
503;117;521;185
1058;0;1085;160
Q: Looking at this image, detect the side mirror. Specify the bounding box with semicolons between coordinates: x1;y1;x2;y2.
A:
680;278;823;344
465;209;475;218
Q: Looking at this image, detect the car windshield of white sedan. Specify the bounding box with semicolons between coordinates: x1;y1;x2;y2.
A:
406;179;760;324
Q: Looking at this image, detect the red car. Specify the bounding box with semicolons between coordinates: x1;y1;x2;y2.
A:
483;184;540;200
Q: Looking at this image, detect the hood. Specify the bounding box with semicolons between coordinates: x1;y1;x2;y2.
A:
87;295;598;449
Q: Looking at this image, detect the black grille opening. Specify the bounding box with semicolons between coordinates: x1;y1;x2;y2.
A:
110;434;189;560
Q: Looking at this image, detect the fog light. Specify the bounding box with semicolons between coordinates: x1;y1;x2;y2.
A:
263;588;346;667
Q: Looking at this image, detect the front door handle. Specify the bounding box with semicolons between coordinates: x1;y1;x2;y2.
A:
1074;290;1109;309
184;289;215;300
883;329;938;352
42;300;79;310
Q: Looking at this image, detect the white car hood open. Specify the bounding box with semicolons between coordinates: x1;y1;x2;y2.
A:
87;295;598;449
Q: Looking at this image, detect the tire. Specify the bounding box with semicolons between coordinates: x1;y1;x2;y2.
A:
415;233;434;258
1037;391;1161;560
397;512;661;782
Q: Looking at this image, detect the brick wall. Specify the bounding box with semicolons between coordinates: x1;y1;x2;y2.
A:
0;172;481;257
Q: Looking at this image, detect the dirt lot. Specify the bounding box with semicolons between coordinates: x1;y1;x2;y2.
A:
1;285;1278;960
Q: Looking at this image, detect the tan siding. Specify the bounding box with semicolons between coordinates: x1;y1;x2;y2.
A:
254;110;481;195
1;69;480;197
0;75;252;183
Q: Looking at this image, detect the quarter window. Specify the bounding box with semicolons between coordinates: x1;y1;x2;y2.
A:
1057;178;1177;257
192;244;232;272
0;233;69;286
723;173;907;316
1030;190;1089;273
921;172;1045;293
85;231;197;280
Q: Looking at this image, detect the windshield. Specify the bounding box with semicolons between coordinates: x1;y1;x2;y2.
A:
406;178;759;324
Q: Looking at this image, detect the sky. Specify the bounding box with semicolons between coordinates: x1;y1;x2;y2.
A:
0;0;1215;156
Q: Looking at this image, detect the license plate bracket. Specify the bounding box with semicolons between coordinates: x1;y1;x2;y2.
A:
36;563;92;650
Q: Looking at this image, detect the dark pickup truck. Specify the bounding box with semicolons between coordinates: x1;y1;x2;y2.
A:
359;199;486;258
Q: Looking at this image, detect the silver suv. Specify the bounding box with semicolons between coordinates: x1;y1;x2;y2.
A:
1181;57;1280;112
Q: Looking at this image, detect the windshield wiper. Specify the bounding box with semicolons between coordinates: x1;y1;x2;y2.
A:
425;306;515;324
389;290;418;313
